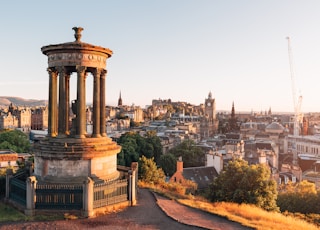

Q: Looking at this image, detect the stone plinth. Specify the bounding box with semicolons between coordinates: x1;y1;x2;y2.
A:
34;137;121;183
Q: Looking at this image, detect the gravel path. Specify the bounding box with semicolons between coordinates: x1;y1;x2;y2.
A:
0;189;251;230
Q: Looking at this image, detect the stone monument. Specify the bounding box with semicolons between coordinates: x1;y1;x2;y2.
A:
34;27;121;183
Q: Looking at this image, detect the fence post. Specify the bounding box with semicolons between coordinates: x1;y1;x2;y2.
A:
128;170;132;203
5;168;13;200
130;162;138;206
25;176;37;216
82;177;94;217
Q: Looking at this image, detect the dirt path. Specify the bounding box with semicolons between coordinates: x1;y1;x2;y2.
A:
0;189;251;230
155;193;250;230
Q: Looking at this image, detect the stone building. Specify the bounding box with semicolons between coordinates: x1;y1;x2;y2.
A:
170;157;218;191
0;112;18;129
124;105;144;123
17;108;32;132
31;107;48;130
0;149;18;169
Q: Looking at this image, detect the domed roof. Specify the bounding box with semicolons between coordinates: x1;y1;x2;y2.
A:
41;27;112;69
265;122;285;133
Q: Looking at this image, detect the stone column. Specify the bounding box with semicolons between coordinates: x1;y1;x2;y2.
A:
65;74;70;134
92;68;101;137
58;67;67;137
76;66;87;138
47;68;58;137
100;70;107;136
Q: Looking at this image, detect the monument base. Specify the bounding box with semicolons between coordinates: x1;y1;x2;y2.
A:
34;136;121;183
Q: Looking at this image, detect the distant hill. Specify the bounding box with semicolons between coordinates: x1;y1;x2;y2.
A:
0;96;47;107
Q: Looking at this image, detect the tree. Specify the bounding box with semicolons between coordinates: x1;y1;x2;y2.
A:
0;130;30;153
117;131;163;166
210;159;278;211
145;131;163;164
159;153;176;176
117;132;140;166
169;140;204;167
277;180;319;214
139;155;165;184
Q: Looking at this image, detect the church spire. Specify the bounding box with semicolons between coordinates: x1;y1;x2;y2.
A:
118;91;123;106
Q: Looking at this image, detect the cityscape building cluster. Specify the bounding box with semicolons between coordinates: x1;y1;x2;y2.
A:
2;91;320;189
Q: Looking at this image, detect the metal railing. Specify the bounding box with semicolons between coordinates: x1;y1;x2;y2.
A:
35;184;83;210
9;177;26;206
93;179;128;209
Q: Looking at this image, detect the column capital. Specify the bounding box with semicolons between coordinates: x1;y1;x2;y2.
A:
92;68;102;78
76;66;87;74
100;69;107;79
56;66;68;75
47;67;58;75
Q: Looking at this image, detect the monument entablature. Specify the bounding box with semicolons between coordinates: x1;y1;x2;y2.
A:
41;43;112;69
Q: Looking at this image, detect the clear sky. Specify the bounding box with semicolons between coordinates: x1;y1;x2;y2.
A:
1;1;320;113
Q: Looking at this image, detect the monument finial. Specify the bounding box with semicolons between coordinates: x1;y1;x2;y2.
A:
72;27;84;42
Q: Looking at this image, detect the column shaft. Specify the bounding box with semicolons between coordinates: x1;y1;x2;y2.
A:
65;75;70;135
100;70;107;136
48;68;58;137
76;66;87;138
92;68;101;137
58;67;67;136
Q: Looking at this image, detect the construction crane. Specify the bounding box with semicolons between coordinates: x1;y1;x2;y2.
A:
286;37;303;166
286;36;303;137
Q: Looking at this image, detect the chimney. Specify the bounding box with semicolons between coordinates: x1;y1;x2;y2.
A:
177;156;183;172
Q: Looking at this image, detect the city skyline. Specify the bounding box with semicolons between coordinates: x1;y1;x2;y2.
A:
1;1;320;112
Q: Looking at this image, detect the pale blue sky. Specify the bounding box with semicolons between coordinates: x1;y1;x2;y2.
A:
1;1;320;112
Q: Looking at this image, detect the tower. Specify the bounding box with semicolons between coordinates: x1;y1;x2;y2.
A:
118;91;123;106
34;27;121;183
229;101;237;132
200;91;218;139
204;91;216;121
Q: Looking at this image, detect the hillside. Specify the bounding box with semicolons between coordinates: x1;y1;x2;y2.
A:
0;96;47;107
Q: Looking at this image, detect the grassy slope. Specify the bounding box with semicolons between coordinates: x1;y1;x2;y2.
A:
177;198;319;230
138;182;319;230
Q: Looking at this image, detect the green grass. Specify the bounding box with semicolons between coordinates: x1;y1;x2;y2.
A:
0;202;66;223
0;203;29;222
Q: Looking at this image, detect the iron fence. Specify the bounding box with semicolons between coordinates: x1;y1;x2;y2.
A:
35;184;83;210
93;179;128;209
9;177;26;206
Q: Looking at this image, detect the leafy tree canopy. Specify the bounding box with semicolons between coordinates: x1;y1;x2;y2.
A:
159;153;177;176
117;131;163;167
168;140;204;167
210;158;278;211
0;130;30;153
277;180;319;214
139;155;165;184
